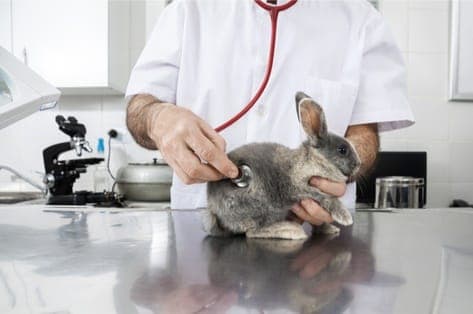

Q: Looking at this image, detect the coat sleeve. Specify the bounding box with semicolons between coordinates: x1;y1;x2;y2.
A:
125;1;185;104
349;9;415;132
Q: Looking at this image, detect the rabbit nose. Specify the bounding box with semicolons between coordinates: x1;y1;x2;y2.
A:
232;165;253;188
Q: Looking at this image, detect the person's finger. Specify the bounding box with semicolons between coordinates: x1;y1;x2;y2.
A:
291;202;325;226
161;144;209;184
301;199;334;224
157;133;203;184
310;177;346;197
186;130;238;179
166;156;205;185
199;119;227;152
175;144;225;182
291;203;319;224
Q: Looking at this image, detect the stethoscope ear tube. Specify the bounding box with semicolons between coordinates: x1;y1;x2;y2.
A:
214;0;298;133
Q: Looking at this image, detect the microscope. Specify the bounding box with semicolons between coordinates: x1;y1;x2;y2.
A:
43;115;123;206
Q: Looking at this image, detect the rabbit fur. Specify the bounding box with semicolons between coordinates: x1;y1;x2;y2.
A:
204;92;361;240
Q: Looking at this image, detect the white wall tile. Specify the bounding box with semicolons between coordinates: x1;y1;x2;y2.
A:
380;1;409;52
407;53;448;99
379;137;409;151
406;140;449;183
408;8;448;53
449;142;473;183
427;183;451;207
399;98;449;140
102;96;127;132
408;0;449;11
449;101;473;141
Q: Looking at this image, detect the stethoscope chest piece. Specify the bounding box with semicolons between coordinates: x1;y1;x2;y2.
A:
231;164;253;188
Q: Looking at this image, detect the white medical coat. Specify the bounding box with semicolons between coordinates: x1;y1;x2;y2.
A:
126;0;415;210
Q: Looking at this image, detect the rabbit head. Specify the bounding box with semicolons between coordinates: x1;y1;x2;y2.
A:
295;92;361;179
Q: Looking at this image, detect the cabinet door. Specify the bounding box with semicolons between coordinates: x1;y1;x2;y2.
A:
0;0;11;51
12;0;109;88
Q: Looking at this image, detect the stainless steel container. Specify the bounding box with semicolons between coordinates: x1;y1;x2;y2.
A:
374;176;425;209
115;158;173;202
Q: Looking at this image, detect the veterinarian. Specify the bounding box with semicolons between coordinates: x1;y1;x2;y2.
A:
125;0;414;225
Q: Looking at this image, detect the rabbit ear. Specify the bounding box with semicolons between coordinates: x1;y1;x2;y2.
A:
295;92;327;139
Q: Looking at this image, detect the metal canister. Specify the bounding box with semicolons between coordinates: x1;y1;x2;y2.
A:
374;176;425;209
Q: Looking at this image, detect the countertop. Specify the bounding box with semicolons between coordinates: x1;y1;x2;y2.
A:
1;205;473;313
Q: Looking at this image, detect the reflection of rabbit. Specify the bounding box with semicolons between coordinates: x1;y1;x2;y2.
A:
203;236;353;314
205;92;361;239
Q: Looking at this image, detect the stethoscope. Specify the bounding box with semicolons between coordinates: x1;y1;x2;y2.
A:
214;0;298;133
220;0;298;187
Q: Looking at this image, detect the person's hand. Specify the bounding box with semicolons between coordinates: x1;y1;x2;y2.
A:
148;104;239;184
290;238;337;279
289;237;352;298
290;177;347;225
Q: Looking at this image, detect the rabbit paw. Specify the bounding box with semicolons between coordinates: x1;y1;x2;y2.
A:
312;223;340;235
330;207;353;226
246;221;308;240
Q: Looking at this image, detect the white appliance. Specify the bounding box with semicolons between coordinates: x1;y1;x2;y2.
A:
0;46;60;129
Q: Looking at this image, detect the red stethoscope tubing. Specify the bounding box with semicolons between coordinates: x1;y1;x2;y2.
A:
214;0;298;133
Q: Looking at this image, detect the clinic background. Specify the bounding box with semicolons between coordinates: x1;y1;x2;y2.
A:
0;0;471;208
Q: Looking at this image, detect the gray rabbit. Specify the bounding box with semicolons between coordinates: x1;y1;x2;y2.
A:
204;92;361;239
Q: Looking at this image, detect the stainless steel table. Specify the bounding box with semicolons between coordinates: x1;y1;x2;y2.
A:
1;205;472;314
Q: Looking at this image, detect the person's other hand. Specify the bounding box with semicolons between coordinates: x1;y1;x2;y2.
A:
290;177;347;225
290;238;337;279
148;104;239;184
289;237;352;297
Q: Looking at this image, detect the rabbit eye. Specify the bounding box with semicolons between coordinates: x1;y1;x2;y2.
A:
337;145;348;156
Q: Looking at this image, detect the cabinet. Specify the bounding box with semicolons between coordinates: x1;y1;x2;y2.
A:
9;0;132;94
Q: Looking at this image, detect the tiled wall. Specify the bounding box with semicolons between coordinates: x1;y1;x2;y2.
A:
1;0;472;207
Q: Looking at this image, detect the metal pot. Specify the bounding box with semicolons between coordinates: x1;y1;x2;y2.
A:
116;158;173;202
374;176;425;209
